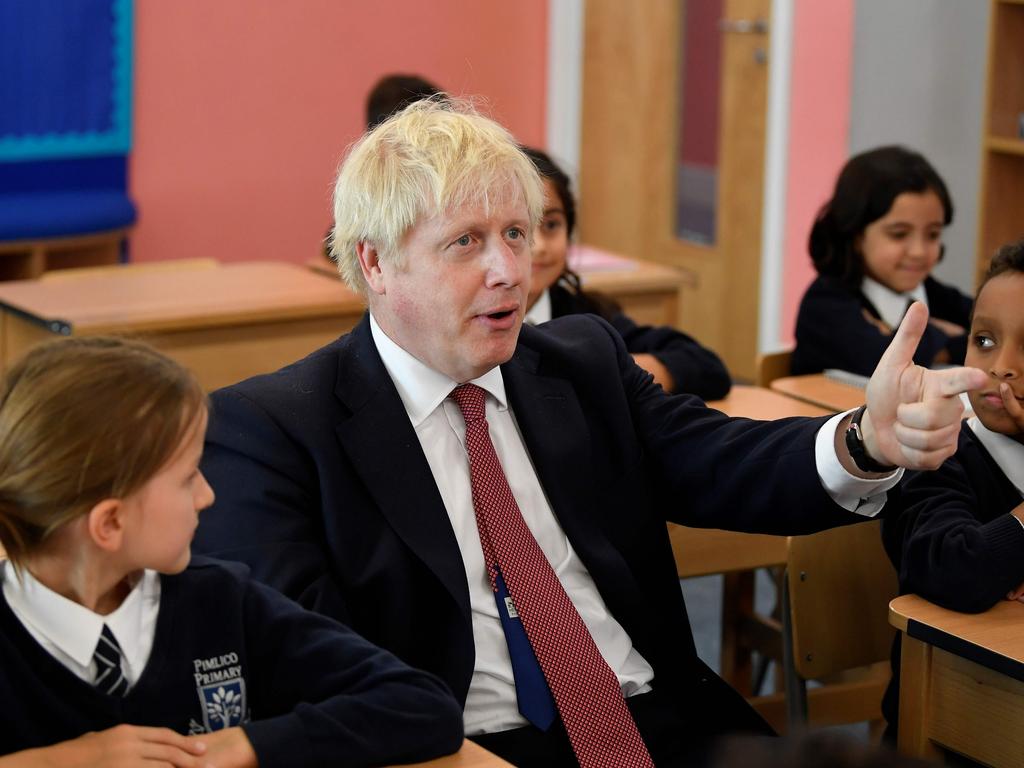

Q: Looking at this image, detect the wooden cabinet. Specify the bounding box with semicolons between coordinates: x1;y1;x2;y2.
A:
0;229;127;281
976;0;1024;284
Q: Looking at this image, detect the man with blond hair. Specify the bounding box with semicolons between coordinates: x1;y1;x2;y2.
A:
196;98;985;767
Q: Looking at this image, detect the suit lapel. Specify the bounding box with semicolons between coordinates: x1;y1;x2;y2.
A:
501;341;604;559
332;318;471;625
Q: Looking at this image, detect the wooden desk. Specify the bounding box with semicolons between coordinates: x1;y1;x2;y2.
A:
671;385;829;577
890;594;1024;766
669;386;830;697
569;244;688;327
0;261;366;390
770;374;864;413
388;741;512;767
308;245;688;329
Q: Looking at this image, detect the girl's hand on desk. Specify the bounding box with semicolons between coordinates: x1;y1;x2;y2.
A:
0;725;211;768
862;308;893;336
1006;582;1024;602
631;353;675;393
187;728;257;768
928;316;966;338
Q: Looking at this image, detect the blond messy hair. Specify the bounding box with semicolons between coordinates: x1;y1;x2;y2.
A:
329;96;544;294
0;337;206;567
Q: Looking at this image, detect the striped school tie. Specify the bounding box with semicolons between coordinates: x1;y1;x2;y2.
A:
93;624;129;696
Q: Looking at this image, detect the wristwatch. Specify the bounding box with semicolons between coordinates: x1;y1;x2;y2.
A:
844;405;897;473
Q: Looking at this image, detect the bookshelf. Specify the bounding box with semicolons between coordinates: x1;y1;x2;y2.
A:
976;0;1024;284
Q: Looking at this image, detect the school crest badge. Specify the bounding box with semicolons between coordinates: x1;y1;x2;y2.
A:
192;651;248;732
198;681;247;731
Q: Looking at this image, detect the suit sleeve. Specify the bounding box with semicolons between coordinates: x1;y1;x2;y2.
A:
792;278;950;376
239;578;464;768
881;460;1024;614
577;317;865;534
609;311;732;400
195;388;351;624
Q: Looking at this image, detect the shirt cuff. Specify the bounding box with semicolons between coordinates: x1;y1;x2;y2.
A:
815;410;904;517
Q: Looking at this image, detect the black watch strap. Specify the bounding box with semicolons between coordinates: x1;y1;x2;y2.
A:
845;405;897;473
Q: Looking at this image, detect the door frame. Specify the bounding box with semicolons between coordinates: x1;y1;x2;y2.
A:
575;0;790;380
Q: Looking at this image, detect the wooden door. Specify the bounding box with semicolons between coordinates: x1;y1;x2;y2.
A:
579;0;771;380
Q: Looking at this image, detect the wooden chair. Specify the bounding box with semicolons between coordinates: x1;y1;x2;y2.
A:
782;520;898;733
755;348;793;387
669;525;787;697
39;257;219;282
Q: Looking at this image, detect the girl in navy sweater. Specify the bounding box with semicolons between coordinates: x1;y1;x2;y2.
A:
521;147;732;399
792;146;972;376
881;239;1024;737
0;338;462;768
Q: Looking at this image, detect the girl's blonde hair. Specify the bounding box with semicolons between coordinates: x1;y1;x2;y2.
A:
329;95;544;294
0;337;206;565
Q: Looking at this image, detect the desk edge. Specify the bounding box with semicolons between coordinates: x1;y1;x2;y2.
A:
904;617;1024;683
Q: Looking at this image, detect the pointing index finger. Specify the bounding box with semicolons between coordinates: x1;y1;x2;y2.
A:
922;365;988;399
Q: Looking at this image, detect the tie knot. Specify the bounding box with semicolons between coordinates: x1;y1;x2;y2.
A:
449;383;486;423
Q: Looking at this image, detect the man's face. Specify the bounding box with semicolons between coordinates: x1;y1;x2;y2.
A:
369;190;532;382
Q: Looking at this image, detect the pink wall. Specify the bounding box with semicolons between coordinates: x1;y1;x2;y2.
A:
779;0;854;345
130;0;548;264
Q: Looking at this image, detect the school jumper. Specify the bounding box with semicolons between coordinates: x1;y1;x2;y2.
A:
546;283;731;400
0;557;463;767
792;275;972;376
880;423;1024;737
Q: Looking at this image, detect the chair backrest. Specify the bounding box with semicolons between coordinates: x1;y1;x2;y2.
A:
786;520;898;681
40;258;219;282
755;349;793;388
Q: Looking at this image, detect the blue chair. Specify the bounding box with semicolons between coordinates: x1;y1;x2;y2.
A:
0;0;135;279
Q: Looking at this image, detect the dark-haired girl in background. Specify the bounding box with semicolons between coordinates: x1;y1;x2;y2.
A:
791;146;972;376
522;147;732;399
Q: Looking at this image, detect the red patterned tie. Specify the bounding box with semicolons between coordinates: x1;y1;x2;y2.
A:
450;384;655;768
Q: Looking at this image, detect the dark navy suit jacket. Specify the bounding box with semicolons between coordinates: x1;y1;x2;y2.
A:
195;313;864;724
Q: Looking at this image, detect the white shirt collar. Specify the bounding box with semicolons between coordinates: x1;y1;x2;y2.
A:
525;289;552;326
369;313;508;427
1;563;157;670
967;417;1024;497
861;276;928;330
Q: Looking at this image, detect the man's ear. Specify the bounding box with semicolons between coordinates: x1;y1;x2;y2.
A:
85;498;126;554
355;242;387;295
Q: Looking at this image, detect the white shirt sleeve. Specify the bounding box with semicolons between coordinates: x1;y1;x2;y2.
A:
815;410;903;517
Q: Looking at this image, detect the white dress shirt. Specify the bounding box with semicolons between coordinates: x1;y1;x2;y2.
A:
967;416;1024;504
524;289;552;326
2;563;160;688
369;313;898;734
862;276;928;331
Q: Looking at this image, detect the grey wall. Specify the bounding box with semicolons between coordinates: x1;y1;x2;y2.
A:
849;0;989;293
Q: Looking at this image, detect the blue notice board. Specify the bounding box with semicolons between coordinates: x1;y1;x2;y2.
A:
0;0;133;161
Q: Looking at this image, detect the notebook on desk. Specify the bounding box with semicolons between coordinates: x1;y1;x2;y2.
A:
823;368;869;389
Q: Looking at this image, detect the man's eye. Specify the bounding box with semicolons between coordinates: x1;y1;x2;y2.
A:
974;334;995;349
507;228;524;240
454;235;472;247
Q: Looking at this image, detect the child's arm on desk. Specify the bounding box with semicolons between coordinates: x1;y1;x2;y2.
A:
0;725;211;768
188;728;257;768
